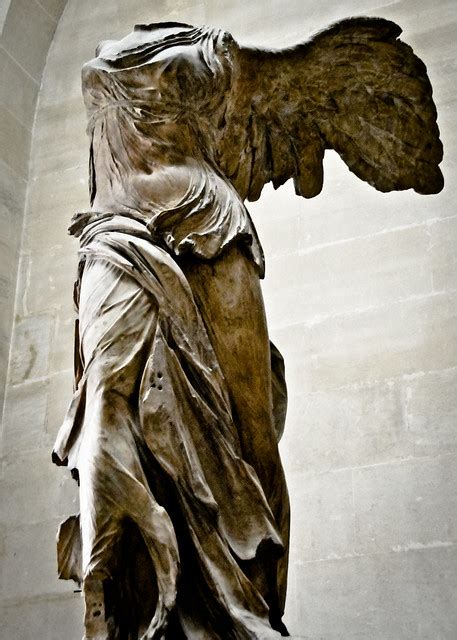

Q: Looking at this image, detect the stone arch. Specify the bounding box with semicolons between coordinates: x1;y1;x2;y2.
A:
0;0;68;414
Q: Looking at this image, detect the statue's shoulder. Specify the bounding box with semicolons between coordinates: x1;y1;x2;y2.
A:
82;24;233;74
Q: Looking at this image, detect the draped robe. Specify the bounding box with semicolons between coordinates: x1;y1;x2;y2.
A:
53;24;290;640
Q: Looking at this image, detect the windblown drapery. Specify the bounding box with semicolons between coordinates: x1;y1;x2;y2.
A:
54;215;288;639
53;15;443;638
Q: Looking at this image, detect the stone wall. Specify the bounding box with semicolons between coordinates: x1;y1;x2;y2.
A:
1;0;456;638
0;0;65;418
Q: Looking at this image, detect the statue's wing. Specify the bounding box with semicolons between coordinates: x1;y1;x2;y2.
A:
214;17;443;201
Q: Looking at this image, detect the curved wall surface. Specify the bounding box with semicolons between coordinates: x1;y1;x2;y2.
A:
1;1;457;638
0;0;66;419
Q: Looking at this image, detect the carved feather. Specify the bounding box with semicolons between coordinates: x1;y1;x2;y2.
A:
215;17;443;201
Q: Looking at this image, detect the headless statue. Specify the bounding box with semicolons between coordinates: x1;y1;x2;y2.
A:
53;18;443;640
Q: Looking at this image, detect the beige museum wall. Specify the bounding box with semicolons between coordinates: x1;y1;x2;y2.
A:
1;0;456;638
0;0;66;425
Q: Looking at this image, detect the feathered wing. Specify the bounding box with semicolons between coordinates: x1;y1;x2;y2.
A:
214;17;443;201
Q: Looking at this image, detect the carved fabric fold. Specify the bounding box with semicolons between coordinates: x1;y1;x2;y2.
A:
53;217;286;638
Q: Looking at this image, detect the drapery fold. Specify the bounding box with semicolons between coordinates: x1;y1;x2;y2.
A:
54;216;287;638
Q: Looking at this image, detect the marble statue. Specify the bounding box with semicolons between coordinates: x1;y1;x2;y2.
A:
52;17;443;640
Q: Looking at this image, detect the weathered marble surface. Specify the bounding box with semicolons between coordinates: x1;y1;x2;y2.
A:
50;16;442;640
2;1;457;639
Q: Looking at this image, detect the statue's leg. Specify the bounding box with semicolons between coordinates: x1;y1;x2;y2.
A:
78;418;179;640
128;479;179;640
179;243;290;625
82;574;110;640
78;422;124;640
77;258;180;639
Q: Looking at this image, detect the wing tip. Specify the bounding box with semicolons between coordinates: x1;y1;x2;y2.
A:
313;16;403;43
414;167;445;195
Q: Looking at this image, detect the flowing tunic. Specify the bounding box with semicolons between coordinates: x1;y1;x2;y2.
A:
53;23;288;639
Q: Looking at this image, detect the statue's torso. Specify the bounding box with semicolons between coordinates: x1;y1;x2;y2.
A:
80;25;263;270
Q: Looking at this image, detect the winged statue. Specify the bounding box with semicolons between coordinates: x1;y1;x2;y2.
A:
52;17;443;640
